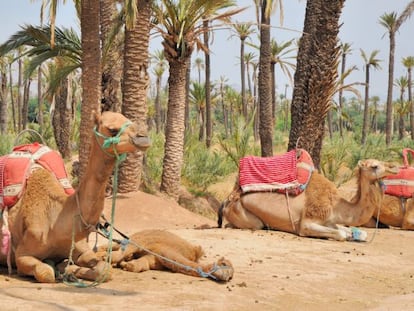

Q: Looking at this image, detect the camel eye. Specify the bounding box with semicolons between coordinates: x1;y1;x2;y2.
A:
109;128;119;136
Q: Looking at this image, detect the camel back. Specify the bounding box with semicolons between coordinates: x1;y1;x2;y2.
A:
0;142;75;210
383;148;414;198
238;148;314;195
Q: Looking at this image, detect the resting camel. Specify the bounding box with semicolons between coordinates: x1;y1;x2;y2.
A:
96;229;234;282
0;111;150;283
340;177;414;230
218;159;398;241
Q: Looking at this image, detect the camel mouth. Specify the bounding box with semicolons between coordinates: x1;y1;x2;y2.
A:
131;136;151;151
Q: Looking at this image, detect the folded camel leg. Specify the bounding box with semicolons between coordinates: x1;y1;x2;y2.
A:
16;255;56;283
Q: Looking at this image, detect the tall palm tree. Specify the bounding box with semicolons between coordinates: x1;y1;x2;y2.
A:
337;42;352;138
230;22;255;120
257;0;275;157
243;51;256;98
193;57;204;84
0;57;8;135
288;0;345;169
101;0;122;112
153;0;238;200
151;49;168;134
360;49;382;145
395;76;409;140
118;0;152;193
402;56;414;138
370;95;380;132
380;1;414;145
270;38;296;121
78;0;101;179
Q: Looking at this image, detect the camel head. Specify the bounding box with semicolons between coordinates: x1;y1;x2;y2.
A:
357;159;399;184
94;111;151;156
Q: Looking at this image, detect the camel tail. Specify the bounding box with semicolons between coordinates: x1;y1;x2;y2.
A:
217;201;226;228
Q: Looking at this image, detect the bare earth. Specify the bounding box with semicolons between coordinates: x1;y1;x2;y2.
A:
1;191;414;311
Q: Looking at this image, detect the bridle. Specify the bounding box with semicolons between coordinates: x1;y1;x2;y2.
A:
93;121;132;160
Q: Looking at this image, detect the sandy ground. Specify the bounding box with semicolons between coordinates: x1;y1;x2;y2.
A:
1;191;414;311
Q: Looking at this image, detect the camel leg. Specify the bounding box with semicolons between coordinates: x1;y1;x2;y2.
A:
119;254;163;272
15;255;56;283
402;199;414;230
299;221;348;241
222;200;265;229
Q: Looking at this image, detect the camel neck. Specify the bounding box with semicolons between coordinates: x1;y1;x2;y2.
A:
74;141;117;227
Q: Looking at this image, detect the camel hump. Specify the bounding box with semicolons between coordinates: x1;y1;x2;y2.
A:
238;148;314;195
0;142;74;209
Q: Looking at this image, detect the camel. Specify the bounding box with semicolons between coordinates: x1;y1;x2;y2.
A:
218;158;399;241
340;177;414;230
96;229;234;282
0;111;150;283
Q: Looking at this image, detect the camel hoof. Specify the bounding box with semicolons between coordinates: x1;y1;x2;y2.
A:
211;258;234;282
34;264;56;283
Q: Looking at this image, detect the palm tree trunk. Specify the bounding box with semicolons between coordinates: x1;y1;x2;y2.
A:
408;67;414;139
37;66;44;133
204;20;212;148
160;58;188;200
240;38;247;120
385;32;395;145
258;0;273;157
361;64;370;145
101;0;122;113
79;0;102;180
0;70;8;134
288;0;344;169
118;0;151;193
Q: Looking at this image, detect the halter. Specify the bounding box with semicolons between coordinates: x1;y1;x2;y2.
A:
93;121;132;161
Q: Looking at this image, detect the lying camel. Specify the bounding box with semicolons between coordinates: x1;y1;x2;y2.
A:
0;111;150;283
340;176;414;230
218;159;398;241
96;229;234;282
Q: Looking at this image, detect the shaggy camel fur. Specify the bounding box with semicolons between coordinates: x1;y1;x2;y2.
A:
219;159;398;241
96;229;234;282
0;112;150;283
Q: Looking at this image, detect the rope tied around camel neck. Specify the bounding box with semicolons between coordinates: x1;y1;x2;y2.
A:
63;122;131;288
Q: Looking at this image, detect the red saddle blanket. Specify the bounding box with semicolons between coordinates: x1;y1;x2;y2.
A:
0;142;75;209
383;148;414;198
239;148;314;195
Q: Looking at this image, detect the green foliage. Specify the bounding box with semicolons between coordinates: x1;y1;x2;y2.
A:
144;131;165;185
0;134;14;156
182;135;234;192
218;115;260;167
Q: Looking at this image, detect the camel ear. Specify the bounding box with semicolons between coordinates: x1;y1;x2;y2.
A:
357;160;365;168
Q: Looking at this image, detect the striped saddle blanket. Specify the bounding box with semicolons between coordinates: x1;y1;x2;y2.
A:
383;148;414;198
239;149;314;195
0;142;75;210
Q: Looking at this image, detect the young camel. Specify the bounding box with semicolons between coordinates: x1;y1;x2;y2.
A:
96;229;234;282
0;111;150;283
218;159;398;241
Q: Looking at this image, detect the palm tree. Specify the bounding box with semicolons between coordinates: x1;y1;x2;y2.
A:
0;57;9;134
189;81;206;140
151;49;168;134
288;0;345;169
379;2;414;145
360;49;382;145
337;42;352;138
0;25;81;158
101;0;122;112
193;57;204;84
152;0;238;200
257;0;274;157
217;75;230;137
118;0;152;193
230;22;255;120
78;0;101;179
270;38;296;121
402;56;414;138
395;76;409;140
243;51;256;98
370;95;380;132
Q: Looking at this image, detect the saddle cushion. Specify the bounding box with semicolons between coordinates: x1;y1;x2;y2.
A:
383;148;414;198
0;142;74;209
239;148;314;195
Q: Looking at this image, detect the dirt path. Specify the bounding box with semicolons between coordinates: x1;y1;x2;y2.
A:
1;192;414;311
